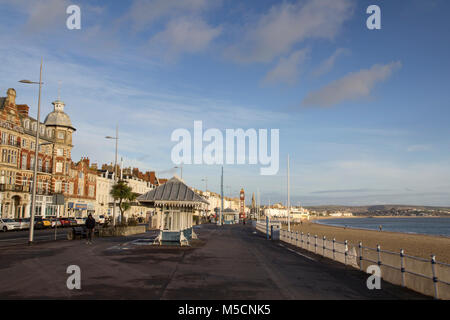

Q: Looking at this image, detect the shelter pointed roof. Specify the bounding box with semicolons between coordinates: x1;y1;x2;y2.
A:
137;176;209;205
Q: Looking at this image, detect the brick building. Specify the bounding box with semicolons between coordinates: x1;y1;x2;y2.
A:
0;88;95;219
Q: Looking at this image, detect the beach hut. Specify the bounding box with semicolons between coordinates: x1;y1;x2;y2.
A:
137;176;209;246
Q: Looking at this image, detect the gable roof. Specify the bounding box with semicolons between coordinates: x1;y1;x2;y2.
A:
137;176;209;205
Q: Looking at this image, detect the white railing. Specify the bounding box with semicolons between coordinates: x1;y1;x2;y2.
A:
261;228;449;299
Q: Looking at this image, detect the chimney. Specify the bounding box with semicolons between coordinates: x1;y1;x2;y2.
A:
16;104;29;117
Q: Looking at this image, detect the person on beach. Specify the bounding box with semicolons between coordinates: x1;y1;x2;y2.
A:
379;225;383;232
85;214;96;244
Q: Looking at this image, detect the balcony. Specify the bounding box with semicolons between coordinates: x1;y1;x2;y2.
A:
0;184;31;192
0;141;21;148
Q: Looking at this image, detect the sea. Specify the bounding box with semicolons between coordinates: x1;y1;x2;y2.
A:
315;217;450;237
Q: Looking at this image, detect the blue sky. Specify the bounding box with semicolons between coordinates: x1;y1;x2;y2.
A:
0;0;449;206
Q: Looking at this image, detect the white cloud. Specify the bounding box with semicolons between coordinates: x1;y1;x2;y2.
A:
312;48;350;77
302;61;402;107
225;0;353;63
263;48;309;85
149;17;222;60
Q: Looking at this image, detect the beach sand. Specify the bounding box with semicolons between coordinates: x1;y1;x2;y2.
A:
284;220;450;264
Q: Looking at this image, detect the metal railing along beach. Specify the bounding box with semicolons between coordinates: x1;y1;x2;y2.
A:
254;220;450;300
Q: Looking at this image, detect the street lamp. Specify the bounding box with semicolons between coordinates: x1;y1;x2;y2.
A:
174;164;183;180
105;124;119;226
19;59;43;245
201;177;208;191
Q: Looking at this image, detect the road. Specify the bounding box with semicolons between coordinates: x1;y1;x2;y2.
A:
0;227;69;247
0;224;427;299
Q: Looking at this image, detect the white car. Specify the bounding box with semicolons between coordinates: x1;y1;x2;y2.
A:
98;215;105;225
1;218;21;232
16;218;30;230
75;217;86;225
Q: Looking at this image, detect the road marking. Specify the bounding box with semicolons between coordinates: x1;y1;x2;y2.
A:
278;243;317;262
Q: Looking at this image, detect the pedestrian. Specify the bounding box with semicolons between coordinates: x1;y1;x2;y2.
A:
379;225;383;232
85;214;96;244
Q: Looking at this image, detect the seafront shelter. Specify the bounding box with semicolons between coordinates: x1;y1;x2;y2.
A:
137;176;209;246
223;208;239;224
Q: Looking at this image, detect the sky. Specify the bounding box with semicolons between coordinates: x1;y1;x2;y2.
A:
0;0;449;206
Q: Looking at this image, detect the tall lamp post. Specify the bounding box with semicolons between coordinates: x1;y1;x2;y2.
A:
174;164;183;180
105;124;119;226
19;59;43;245
201;177;208;191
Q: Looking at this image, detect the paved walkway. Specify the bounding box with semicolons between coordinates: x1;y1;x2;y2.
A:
0;224;427;299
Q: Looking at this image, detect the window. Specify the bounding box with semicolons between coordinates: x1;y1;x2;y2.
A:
1;132;7;144
69;182;74;195
89;185;94;197
21;155;27;170
55;181;62;193
78;185;83;196
56;148;63;156
78;172;84;179
32;123;37;132
30;156;35;170
38;159;42;172
24;120;30;129
56;162;63;173
58;131;65;139
22;139;27;148
45;161;49;173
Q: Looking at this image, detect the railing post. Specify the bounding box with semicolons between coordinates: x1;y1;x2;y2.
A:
359;242;363;271
314;235;317;254
400;249;405;287
296;231;299;247
323;236;326;256
344;240;348;265
307;233;310;251
431;255;439;299
377;245;382;267
332;238;336;260
301;232;304;248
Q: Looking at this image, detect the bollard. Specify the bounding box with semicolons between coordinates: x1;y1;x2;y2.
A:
431;255;439;299
323;236;326;256
344;240;348;265
332;238;336;260
377;245;382;266
400;249;405;287
359;242;363;271
314;235;317;254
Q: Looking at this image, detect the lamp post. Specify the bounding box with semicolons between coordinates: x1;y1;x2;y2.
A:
105;124;119;226
174;164;183;180
201;177;208;191
19;59;43;245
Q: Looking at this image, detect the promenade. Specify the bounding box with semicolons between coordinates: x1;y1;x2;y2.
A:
0;224;426;299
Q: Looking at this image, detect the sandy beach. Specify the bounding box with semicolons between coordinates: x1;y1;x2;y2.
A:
284;219;450;264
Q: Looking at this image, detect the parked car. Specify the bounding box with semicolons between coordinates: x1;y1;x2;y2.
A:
33;217;45;230
51;219;62;228
16;218;30;230
75;217;86;225
98;215;105;225
59;218;71;227
1;218;21;232
42;218;52;228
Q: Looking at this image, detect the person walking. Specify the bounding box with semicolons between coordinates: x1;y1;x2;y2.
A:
85;214;96;244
